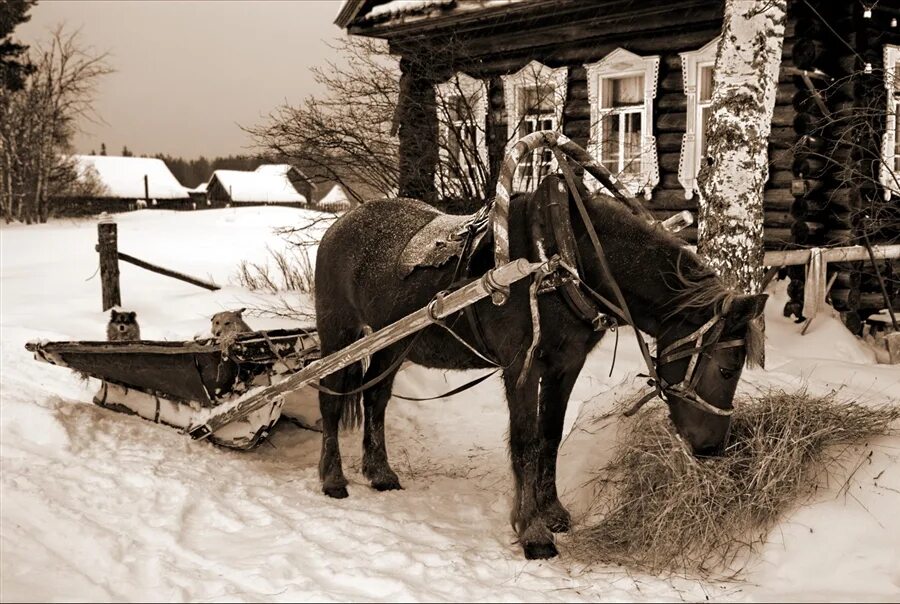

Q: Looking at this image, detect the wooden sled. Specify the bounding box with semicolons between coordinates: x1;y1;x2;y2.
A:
25;328;321;450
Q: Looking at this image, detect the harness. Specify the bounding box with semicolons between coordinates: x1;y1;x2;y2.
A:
482;132;746;419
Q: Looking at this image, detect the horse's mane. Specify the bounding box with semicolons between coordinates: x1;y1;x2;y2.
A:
585;192;764;367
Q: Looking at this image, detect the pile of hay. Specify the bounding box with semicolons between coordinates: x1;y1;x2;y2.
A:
567;390;899;577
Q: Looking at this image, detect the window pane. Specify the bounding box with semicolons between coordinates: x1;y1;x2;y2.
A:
699;105;711;159
623;112;642;176
894;61;900;92
521;85;556;114
601;114;620;171
446;95;465;122
603;75;643;108
699;65;714;102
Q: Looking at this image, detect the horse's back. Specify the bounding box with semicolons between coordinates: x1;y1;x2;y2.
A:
315;198;450;327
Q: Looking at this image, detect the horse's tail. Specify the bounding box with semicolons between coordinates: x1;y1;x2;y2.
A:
339;378;363;431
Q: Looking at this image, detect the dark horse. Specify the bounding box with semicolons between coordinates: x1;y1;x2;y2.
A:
314;180;767;560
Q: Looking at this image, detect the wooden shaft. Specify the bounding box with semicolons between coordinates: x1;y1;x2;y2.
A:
97;220;121;311
189;258;545;438
763;245;900;267
117;251;220;291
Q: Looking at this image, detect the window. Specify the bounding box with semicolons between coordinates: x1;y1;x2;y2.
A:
881;45;900;200
678;37;719;200
436;73;488;198
586;48;660;199
501;61;567;192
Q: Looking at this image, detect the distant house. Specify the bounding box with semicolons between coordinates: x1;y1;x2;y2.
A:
317;184;354;212
205;164;313;207
187;181;209;208
55;155;191;216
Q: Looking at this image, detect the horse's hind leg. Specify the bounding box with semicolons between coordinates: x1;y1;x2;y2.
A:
318;324;364;499
362;345;404;491
504;365;557;560
537;364;583;533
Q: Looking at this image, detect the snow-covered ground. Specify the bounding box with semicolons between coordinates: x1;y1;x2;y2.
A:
1;208;898;602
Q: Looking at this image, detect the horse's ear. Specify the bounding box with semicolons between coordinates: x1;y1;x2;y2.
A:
237;307;246;316
726;293;768;328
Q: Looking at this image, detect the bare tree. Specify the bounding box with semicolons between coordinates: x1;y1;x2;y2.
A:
696;0;788;293
0;25;111;223
247;37;570;209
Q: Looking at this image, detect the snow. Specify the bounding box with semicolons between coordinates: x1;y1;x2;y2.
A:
318;184;352;210
210;169;307;205
72;155;191;200
2;208;899;601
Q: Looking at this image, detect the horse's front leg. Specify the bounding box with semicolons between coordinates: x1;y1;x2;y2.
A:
537;360;585;533
504;365;557;559
362;346;403;491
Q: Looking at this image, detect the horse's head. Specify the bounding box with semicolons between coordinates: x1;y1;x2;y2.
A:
656;293;767;455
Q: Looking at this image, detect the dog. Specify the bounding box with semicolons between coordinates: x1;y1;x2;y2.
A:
210;308;253;339
106;309;141;341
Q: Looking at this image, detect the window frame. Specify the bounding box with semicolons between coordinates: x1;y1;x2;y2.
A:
435;72;489;198
586;48;660;199
678;37;720;200
501;60;568;192
880;45;900;200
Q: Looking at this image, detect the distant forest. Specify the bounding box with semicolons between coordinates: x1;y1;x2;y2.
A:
153;154;269;189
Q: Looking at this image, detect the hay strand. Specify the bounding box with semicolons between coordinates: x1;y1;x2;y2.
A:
566;390;900;577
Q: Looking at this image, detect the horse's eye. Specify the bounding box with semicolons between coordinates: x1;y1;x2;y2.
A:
719;367;736;380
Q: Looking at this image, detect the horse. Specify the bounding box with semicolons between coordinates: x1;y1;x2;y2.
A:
313;177;767;560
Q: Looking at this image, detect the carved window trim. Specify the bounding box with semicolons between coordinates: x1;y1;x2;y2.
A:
435;72;489;197
501;60;568;191
585;48;660;199
678;37;720;200
881;45;900;200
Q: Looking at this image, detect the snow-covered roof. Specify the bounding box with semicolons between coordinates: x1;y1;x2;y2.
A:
188;182;208;194
209;169;307;204
318;184;352;209
72;155;190;200
336;0;526;29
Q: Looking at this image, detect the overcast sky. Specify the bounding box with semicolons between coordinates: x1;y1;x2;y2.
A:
17;1;348;158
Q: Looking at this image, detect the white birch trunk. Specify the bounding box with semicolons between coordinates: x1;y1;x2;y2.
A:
697;0;787;293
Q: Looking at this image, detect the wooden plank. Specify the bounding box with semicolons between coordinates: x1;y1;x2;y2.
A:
117;251;220;291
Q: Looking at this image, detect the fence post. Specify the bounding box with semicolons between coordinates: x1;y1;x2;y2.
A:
97;213;121;310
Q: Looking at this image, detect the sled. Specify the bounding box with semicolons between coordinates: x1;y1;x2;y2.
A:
25;328;321;449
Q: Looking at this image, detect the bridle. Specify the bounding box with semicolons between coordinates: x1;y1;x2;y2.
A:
484;130;748;420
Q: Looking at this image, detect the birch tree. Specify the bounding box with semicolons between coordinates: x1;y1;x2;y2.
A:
697;0;787;292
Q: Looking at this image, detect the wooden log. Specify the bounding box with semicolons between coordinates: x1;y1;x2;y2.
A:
656;112;686;132
826;185;860;209
658;151;681;173
769;126;798;149
97;218;121;311
791;178;825;198
657;94;687;111
792;220;825;243
772;105;795;128
769;170;793;187
563;102;590;120
648;188;697;209
563;119;591;140
764;227;794;247
763;244;900;267
775;85;794;106
825;229;855;246
765;188;795;210
792;87;827;114
765;211;795;228
793;111;827;134
841;311;863;335
770;148;793;171
830;288;859;311
116;252;221;291
568;80;588;100
656;132;683;153
188;258;549;438
793;38;828;71
857;292;896;311
659;71;684;93
792;156;828;178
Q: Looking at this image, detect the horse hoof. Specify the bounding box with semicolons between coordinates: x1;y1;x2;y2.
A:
372;479;402;492
323;485;349;499
523;540;558;560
